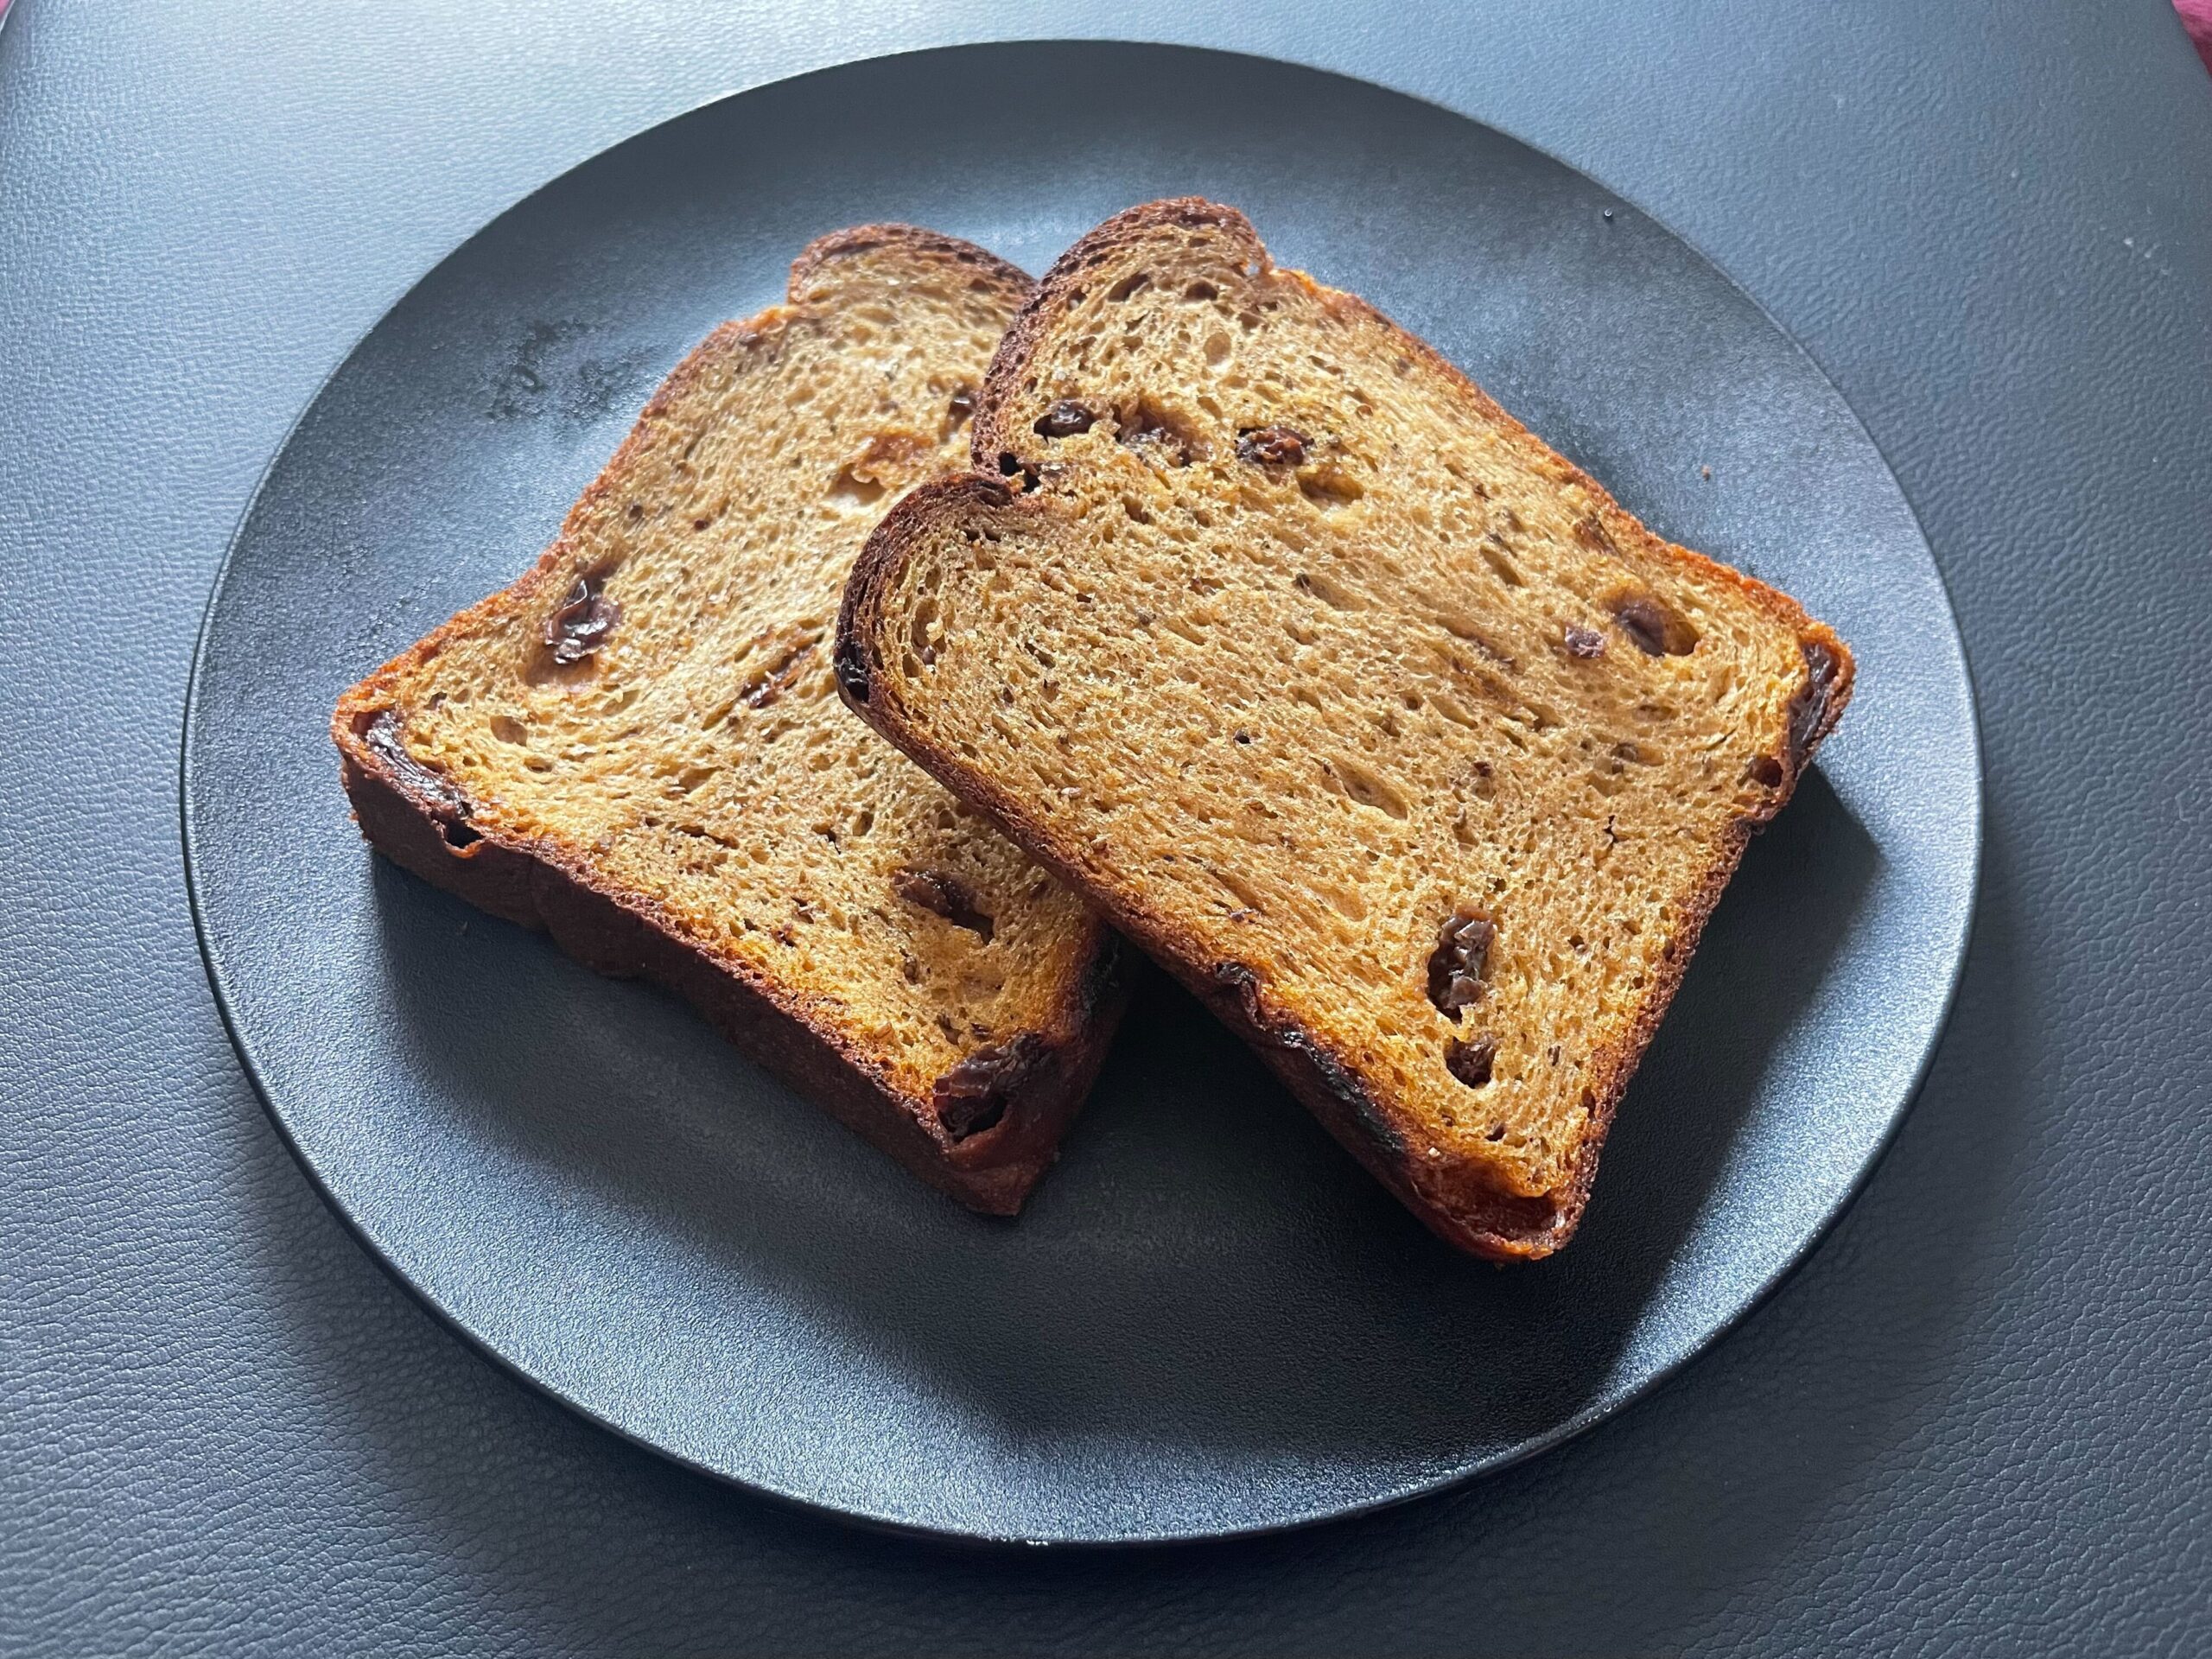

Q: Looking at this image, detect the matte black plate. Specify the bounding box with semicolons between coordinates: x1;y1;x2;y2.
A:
183;41;1979;1545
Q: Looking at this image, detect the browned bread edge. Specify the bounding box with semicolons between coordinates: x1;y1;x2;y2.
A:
333;226;1126;1217
838;200;1853;1257
789;221;1033;299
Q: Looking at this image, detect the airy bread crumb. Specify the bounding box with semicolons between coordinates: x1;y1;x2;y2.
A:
840;200;1851;1256
334;226;1123;1215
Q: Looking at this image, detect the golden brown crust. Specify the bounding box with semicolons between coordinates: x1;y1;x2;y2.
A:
332;227;1125;1216
842;200;1854;1257
789;221;1033;307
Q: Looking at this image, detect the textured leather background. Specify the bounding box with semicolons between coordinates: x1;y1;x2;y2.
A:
2;2;2207;1653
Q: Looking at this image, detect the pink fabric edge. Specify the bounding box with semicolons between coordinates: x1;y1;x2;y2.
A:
2179;0;2212;76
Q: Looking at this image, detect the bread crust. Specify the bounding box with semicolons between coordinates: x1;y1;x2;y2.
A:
334;226;1124;1217
840;201;1853;1257
789;221;1033;301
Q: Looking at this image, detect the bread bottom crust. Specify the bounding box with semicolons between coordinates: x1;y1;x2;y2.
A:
334;721;1126;1217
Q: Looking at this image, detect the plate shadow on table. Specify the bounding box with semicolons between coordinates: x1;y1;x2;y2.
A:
360;764;1875;1492
1313;811;2018;1630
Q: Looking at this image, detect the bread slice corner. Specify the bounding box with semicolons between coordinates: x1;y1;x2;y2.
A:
334;225;1126;1216
838;199;1852;1256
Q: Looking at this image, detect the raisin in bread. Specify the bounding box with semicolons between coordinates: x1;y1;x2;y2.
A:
837;200;1851;1256
334;226;1124;1216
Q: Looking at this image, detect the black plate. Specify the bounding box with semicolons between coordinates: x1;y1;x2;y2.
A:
182;41;1979;1545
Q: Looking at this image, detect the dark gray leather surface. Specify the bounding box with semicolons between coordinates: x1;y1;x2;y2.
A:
3;0;2206;1650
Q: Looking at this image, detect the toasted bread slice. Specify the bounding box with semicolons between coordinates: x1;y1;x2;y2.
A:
837;200;1851;1256
334;226;1124;1216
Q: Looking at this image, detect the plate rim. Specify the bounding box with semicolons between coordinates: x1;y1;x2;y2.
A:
179;35;1985;1548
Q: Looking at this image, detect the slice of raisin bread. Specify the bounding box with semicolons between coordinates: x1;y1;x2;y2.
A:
837;200;1852;1256
334;226;1124;1216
